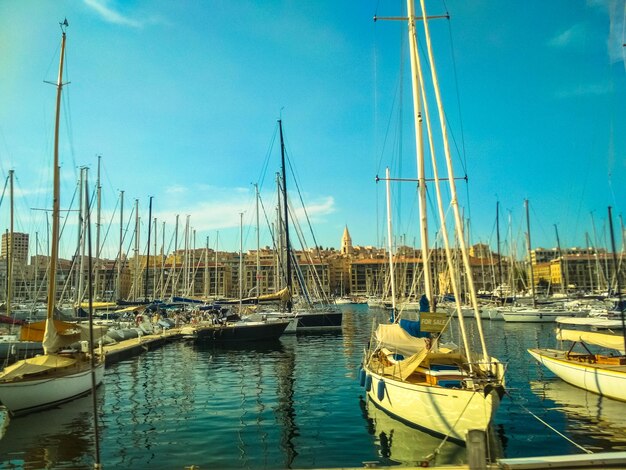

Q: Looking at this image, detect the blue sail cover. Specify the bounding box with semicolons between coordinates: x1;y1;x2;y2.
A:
399;318;431;338
397;295;432;338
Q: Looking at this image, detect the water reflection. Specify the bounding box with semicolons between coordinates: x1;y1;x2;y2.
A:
0;390;100;468
360;397;466;467
530;379;626;452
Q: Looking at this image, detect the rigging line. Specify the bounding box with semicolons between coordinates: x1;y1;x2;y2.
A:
257;124;279;192
0;174;8;210
284;151;324;260
504;390;593;454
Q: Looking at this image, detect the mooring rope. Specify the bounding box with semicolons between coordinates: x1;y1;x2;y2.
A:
505;390;593;454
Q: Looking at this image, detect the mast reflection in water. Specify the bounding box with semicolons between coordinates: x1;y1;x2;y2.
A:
1;305;626;468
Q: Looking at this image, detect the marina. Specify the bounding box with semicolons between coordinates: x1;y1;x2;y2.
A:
0;1;624;469
1;305;626;468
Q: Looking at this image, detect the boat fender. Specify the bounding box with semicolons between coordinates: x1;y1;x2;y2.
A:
365;374;372;392
359;367;366;387
377;379;385;401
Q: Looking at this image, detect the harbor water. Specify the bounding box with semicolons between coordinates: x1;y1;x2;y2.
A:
0;304;625;468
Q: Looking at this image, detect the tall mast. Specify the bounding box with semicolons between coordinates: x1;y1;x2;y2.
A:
7;171;14;318
133;199;139;301
153;217;157;299
607;207;626;354
46;23;67;322
384;167;397;319
95;155;101;300
215;231;219;297
554;224;567;296
204;235;209;298
406;0;432;306
418;0;488;359
255;184;261;299
173;214;179;298
6;170;15;317
145;196;153;301
117;190;124;301
239;212;243;311
525;199;536;307
496;201;503;297
76;168;85;307
278;120;292;312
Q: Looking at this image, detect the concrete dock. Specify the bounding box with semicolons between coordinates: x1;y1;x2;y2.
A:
99;328;183;366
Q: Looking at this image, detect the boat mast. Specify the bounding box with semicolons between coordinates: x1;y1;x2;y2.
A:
413;0;480;363
173;214;179;298
133;198;139;301
204;236;209;299
607;207;626;354
525;199;536;307
554;224;568;296
239;212;243;311
384;167;397;319
496;201;503;299
406;0;432;307
46;21;67;323
255;184;261;300
117;190;124;301
95;155;101;300
77;168;86;308
145;196;153;302
7;171;13;319
278;119;292;312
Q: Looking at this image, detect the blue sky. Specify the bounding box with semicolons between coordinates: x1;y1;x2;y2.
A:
0;0;624;260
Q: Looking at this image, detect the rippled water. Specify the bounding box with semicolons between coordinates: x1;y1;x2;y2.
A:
0;306;625;468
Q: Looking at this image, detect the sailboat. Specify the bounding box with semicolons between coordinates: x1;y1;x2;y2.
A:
0;20;105;416
361;0;505;443
528;320;626;401
262;119;343;333
181;210;290;343
528;207;626;402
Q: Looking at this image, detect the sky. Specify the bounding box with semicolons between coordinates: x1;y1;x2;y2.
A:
0;0;625;261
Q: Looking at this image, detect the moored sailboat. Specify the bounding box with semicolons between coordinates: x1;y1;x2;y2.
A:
0;21;105;416
528;207;626;401
361;0;505;443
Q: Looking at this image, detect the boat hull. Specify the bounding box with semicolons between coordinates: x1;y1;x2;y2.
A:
294;310;343;332
501;309;586;323
363;367;502;442
185;321;289;343
0;360;104;416
528;348;626;402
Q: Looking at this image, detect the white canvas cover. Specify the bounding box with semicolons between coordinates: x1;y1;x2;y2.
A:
374;323;428;357
558;328;626;354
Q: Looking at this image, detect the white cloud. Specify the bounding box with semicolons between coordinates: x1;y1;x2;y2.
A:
555;82;613;98
83;0;143;28
548;24;586;48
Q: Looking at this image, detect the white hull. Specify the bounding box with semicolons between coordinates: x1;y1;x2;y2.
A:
501;308;587;323
363;367;501;442
528;348;626;402
0;360;105;416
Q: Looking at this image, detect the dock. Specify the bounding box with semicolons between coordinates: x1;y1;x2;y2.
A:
99;328;183;366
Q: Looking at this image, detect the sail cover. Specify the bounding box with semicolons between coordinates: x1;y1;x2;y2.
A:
374;323;428;357
557;328;626;354
0;354;77;381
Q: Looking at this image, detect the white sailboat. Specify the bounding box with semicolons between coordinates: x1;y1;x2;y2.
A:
361;0;505;443
529;207;626;401
528;325;626;402
0;21;105;416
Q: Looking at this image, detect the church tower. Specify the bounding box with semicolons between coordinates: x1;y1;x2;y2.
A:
341;225;353;255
